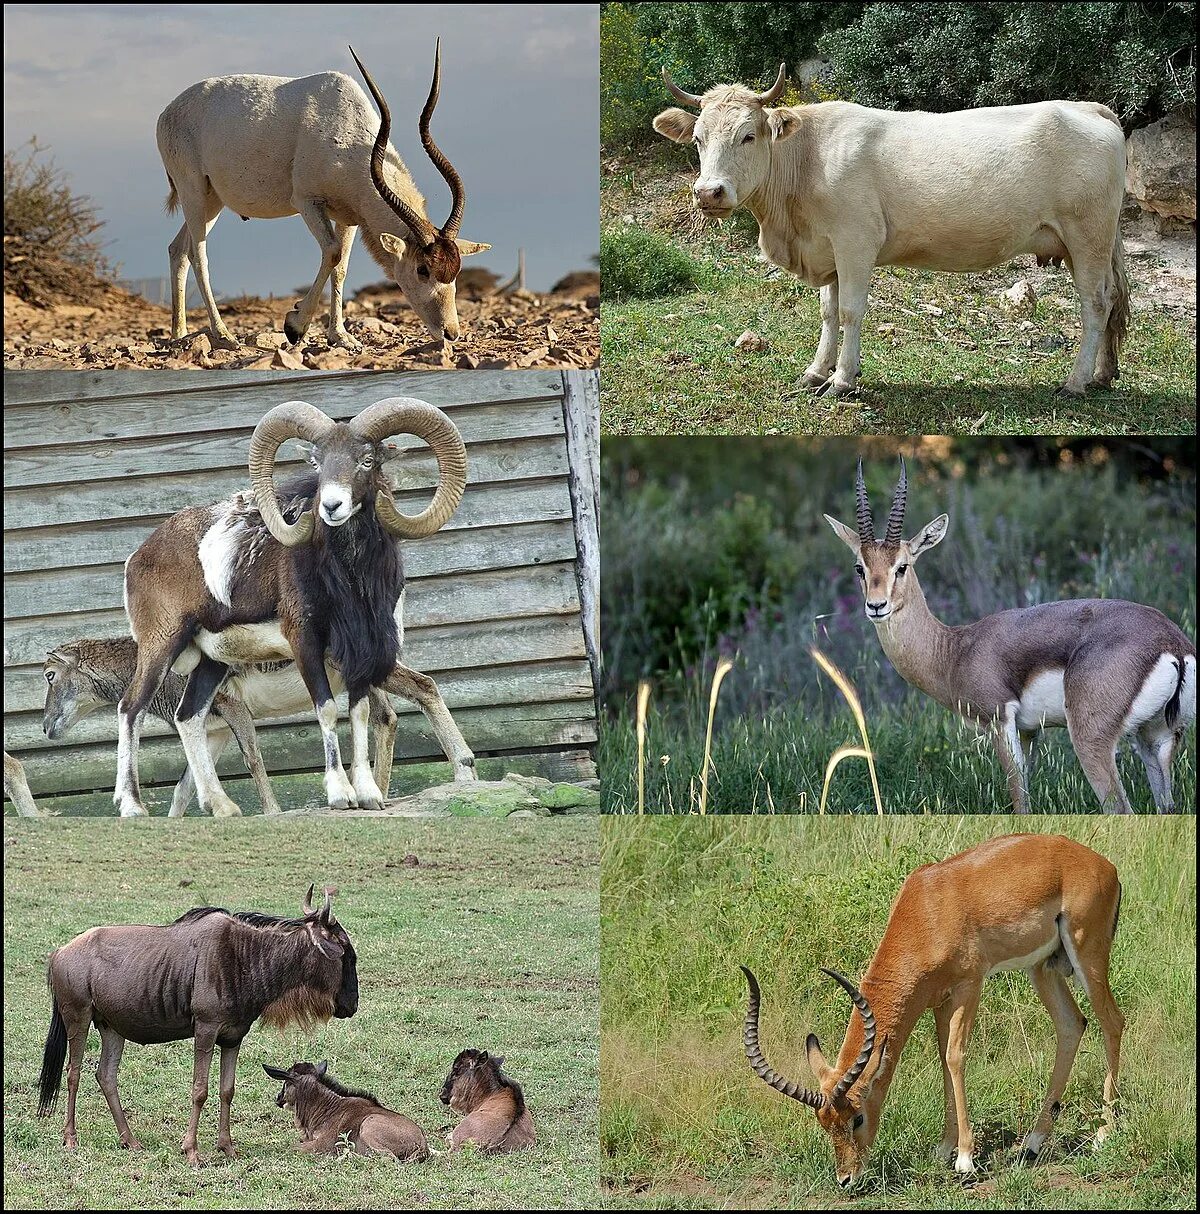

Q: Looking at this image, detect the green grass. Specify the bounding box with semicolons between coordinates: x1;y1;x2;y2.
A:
599;816;1197;1209
599;149;1197;436
2;818;599;1209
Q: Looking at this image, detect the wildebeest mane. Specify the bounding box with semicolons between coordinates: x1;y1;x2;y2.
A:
172;906;309;929
318;1071;383;1106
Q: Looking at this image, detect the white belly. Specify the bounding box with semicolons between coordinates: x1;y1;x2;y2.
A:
1015;669;1067;730
224;662;346;719
985;935;1060;977
194;623;293;665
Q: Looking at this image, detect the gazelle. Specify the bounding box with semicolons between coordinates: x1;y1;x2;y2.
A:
741;833;1124;1187
823;460;1196;812
156;41;489;350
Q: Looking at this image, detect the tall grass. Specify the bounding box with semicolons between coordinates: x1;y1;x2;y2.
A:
600;816;1197;1209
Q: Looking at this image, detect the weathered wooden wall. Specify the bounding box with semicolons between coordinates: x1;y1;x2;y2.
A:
3;368;598;812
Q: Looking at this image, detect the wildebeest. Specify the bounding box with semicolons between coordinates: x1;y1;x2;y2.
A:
265;1059;429;1159
37;885;357;1165
653;66;1129;397
439;1049;535;1153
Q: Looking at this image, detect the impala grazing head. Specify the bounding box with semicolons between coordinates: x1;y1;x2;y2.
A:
652;64;797;217
351;42;489;341
823;459;948;623
741;966;887;1188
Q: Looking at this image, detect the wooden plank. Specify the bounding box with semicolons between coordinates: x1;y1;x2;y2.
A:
4;478;574;574
4;615;588;726
3;562;583;665
3;368;564;412
561;370;601;700
10;700;598;797
3;519;579;620
4;400;565;489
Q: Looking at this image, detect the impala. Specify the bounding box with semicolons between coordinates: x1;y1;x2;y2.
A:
741;833;1124;1186
823;460;1196;812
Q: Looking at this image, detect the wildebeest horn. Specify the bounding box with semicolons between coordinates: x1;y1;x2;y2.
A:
740;966;825;1110
302;884;316;916
319;888;333;923
349;46;438;250
754;63;788;104
661;66;702;107
854;458;874;544
884;457;908;546
420;38;467;241
823;968;878;1101
351;398;467;538
249;402;336;548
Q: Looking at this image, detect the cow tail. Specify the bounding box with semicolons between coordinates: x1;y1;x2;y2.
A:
37;992;68;1117
1107;230;1130;369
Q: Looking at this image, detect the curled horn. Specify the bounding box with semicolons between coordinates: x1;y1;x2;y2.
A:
854;458;874;544
661;66;702;107
351;398;467;539
349;46;437;249
420;37;467;241
740;966;825;1110
884;457;908;546
822;968;878;1101
301;883;316;916
754;62;788;104
248;401;337;547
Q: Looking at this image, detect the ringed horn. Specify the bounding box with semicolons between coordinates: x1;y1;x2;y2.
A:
350;39;468;284
661;62;787;108
854;456;908;546
248;397;468;547
739;965;878;1108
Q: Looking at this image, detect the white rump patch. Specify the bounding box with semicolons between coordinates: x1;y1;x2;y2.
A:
1124;653;1185;733
1015;669;1066;730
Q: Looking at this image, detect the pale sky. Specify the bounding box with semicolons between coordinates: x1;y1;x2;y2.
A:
3;3;599;294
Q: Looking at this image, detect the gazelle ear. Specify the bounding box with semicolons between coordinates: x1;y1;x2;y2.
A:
454;239;490;256
908;514;949;559
823;514;861;553
653;107;697;143
379;232;407;258
805;1033;834;1086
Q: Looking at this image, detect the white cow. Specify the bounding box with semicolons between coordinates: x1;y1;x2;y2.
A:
654;66;1129;397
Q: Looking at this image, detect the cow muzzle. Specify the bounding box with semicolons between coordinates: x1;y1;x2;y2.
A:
694;181;734;217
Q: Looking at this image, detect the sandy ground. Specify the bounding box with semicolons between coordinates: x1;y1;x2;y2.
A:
3;276;599;371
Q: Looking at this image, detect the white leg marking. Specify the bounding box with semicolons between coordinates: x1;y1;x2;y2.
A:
954;1150;976;1175
317;700;356;808
177;715;241;817
114;710;147;817
349;697;384;810
1020;1130;1047;1155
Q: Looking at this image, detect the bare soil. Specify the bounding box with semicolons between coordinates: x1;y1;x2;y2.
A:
3;274;599;371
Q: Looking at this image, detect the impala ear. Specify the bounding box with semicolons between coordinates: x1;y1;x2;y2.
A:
806;1033;834;1086
653;107;697;143
908;514;949;559
379;232;407;258
823;514;861;554
454;239;490;256
766;108;800;142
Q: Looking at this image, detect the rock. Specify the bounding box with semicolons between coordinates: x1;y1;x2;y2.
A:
734;329;767;352
253;330;288;350
304;350;353;371
1000;279;1037;315
1126;111;1196;222
535;784;601;812
358;316;384;332
271;347;305;370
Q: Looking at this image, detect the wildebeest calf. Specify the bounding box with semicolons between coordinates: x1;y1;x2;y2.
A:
266;1060;429;1160
439;1049;535;1153
37;885;357;1165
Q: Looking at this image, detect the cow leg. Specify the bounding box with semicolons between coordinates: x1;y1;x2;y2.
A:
213;698;283;815
215;1044;240;1159
1061;248;1112;396
349;694;385;810
385;664;478;782
284;200;344;346
821;253;873;397
326;222;363;351
801;280;840;388
174;656;241;817
182;1034;216;1166
96;1025;142;1150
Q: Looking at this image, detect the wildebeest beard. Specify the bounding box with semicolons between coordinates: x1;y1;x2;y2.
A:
277;472;404;701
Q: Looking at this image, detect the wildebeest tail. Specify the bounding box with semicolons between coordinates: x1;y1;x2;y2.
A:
1108;232;1130;363
38;992;67;1117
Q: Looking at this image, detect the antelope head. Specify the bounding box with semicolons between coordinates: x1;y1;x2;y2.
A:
741;966;889;1188
823;459;948;623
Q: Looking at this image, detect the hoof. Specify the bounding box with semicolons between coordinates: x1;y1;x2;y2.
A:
63;1135;78;1151
120;1136;144;1151
800;369;830;390
1055;382;1087;399
116;796;148;818
328;330;363;353
954;1151;976;1176
183;1149;202;1168
210;331;240;352
283;311;306;344
206;794;243;818
454;764;479;783
218;1142;237;1160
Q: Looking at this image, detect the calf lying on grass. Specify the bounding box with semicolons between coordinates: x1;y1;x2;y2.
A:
265;1060;429;1160
440;1049;535;1153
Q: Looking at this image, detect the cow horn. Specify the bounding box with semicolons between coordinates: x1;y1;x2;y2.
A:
884;457;908;546
248;402;336;547
740;966;825;1110
754;62;788;105
823;968;878;1101
854;459;874;544
350;46;438;249
301;884;316;916
420;38;467;241
351;398;467;538
661;66;702;107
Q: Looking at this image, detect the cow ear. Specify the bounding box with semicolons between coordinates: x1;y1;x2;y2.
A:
766;108;800;143
653;107;697;143
306;921;341;959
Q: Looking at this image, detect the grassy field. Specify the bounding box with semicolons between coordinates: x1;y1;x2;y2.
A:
2;817;599;1210
600;816;1197;1210
600;148;1197;436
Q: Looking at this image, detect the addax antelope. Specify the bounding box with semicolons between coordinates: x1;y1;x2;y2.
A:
823;460;1196;812
156;41;489;350
742;833;1124;1186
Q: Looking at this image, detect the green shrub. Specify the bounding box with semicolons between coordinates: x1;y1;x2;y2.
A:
600;226;706;299
601;2;663;146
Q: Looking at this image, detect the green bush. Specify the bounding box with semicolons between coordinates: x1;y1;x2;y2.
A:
601;2;663;146
599;226;707;298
